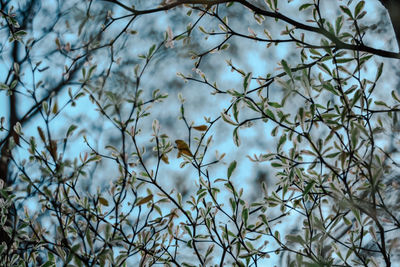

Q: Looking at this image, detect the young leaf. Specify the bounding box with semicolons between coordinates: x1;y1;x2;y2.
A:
148;44;156;57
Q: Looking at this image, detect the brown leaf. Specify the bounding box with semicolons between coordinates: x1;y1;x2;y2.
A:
193;125;208;131
180;149;193;157
49;140;58;160
37;126;46;142
161;154;169;164
98;197;109;206
136;194;153;206
52;101;58;114
175;139;189;149
175;139;193;157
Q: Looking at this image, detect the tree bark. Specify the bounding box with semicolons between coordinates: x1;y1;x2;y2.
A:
0;22;20;253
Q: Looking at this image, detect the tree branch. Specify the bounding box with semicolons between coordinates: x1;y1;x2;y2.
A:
378;0;400;52
103;0;400;58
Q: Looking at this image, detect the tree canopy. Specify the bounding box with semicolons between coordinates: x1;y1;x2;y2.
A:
1;0;400;266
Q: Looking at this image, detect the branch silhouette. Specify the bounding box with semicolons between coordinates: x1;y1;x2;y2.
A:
379;0;400;51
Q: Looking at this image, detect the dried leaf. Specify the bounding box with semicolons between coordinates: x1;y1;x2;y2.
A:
193;125;207;131
175;139;193;157
161;154;169;164
49;140;58;160
98;197;109;206
38;126;46;142
136;194;153;206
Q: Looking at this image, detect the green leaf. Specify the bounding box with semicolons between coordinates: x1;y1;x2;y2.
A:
323;83;339;96
0;83;9;90
392;90;400;102
233;127;241;146
277;134;286;152
233;101;239;122
66;124;77;137
318;62;332;76
229;198;237;212
274;230;281;241
227;160;237;179
271;162;282;168
351;127;359;148
374;101;389;108
265;109;276;121
286;234;305;244
148;44;156;57
335;16;344;35
358;55;373;67
299;3;313;11
221;111;238;125
281;59;292;79
243;72;252;94
87;65;97;79
41;261;55;267
303;181;315;196
354;1;365;18
220;43;230;50
340;5;353;19
335;58;353;64
325;152;340;158
350;89;362;108
375;63;384;81
14;30;27;37
268;102;282;108
242;207;249;226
